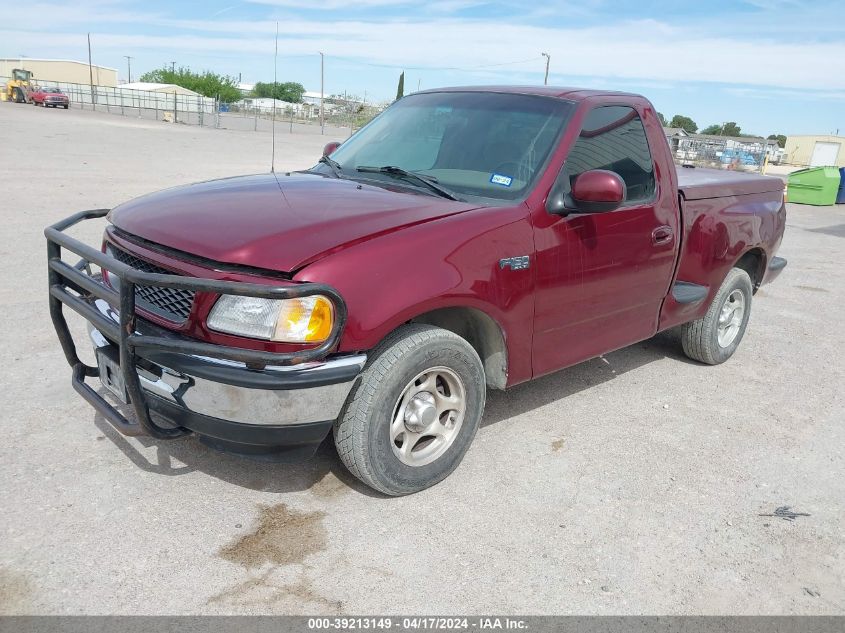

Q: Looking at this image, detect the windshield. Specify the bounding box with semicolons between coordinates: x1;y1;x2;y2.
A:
45;87;62;94
321;91;574;202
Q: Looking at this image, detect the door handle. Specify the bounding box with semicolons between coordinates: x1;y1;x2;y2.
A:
652;225;674;245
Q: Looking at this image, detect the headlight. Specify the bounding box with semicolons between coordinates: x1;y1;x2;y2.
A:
207;294;334;343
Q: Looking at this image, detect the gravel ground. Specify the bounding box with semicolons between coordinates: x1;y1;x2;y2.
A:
0;103;842;615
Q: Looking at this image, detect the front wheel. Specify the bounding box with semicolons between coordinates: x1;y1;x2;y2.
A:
334;324;486;496
680;267;753;365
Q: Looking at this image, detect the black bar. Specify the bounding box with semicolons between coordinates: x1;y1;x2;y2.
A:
71;363;144;436
119;273;186;439
49;258;120;306
49;285;121;342
45;208;349;441
127;334;337;365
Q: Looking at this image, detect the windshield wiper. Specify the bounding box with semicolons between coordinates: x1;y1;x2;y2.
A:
356;165;459;201
318;155;344;178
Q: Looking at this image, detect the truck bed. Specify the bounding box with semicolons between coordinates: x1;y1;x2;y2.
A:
677;167;784;200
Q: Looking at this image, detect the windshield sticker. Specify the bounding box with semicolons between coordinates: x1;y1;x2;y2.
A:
490;173;513;187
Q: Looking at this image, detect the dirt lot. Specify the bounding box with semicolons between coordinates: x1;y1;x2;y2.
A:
0;103;843;615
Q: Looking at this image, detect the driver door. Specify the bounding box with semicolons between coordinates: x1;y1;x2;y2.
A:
531;105;678;377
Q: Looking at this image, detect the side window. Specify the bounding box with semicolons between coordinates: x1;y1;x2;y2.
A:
564;106;656;203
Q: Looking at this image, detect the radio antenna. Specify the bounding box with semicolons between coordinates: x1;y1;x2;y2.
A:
271;21;279;173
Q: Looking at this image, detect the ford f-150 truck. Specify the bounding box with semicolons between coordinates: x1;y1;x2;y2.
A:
46;86;787;495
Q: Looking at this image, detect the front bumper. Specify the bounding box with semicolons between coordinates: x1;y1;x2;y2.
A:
46;209;356;458
89;322;364;457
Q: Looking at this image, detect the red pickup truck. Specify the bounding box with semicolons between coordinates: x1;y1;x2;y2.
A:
46;86;787;495
30;86;69;108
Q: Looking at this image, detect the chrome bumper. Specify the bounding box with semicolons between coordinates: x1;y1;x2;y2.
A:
88;324;365;427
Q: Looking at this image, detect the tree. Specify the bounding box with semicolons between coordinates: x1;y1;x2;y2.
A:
721;121;741;137
139;66;241;103
395;71;405;101
768;134;787;148
656;111;667;127
251;81;305;103
701;122;742;136
669;115;697;134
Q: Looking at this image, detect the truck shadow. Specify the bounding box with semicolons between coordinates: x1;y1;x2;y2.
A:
482;328;693;427
92;328;695;497
92;412;379;497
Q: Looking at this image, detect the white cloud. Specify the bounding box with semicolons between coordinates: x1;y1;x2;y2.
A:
2;3;844;92
247;0;411;8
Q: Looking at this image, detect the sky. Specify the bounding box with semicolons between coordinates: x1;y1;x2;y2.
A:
2;0;844;136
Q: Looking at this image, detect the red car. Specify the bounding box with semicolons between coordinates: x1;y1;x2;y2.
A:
45;86;787;495
31;86;69;108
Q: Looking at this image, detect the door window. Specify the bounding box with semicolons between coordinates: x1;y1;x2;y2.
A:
564;106;656;203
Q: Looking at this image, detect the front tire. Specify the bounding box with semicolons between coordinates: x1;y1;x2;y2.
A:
334;324;486;496
681;267;752;365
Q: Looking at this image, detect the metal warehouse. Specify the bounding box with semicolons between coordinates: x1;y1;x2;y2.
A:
0;58;117;87
784;134;845;167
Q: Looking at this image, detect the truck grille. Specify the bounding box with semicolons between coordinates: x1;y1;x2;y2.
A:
108;245;195;323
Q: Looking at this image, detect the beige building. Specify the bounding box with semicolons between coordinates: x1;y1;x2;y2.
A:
784;134;845;168
0;58;117;87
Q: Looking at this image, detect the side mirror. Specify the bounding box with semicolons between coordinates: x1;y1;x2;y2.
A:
546;169;626;215
322;141;341;157
570;170;626;213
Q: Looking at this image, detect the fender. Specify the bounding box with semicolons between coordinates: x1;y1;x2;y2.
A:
295;203;537;386
659;193;785;331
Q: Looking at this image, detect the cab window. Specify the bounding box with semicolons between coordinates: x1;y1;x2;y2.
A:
564;106;656;203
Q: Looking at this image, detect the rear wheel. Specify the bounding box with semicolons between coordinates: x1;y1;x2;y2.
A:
334;324;486;496
681;267;752;365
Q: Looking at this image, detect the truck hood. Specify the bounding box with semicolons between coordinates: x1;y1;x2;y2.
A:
109;173;479;272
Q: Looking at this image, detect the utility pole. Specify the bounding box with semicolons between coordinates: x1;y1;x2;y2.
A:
124;55;133;83
541;52;550;86
319;52;325;135
87;33;95;107
170;61;176;73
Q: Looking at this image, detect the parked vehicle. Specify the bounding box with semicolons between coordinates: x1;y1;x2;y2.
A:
46;86;787;495
30;86;69;108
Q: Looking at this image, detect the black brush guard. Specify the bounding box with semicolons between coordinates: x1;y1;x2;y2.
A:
46;209;347;440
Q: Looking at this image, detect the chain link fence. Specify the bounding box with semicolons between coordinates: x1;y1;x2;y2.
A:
666;133;783;173
2;76;384;135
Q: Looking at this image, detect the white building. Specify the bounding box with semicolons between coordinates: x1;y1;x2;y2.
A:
120;82;201;96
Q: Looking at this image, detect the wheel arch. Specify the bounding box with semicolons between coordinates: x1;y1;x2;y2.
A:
733;247;767;293
407;306;509;390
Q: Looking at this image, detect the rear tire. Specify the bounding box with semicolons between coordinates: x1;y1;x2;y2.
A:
681;267;752;365
334;324;486;496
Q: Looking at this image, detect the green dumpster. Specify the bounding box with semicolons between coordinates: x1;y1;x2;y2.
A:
787;167;840;206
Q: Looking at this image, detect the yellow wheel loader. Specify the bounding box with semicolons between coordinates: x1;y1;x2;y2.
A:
3;69;35;103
